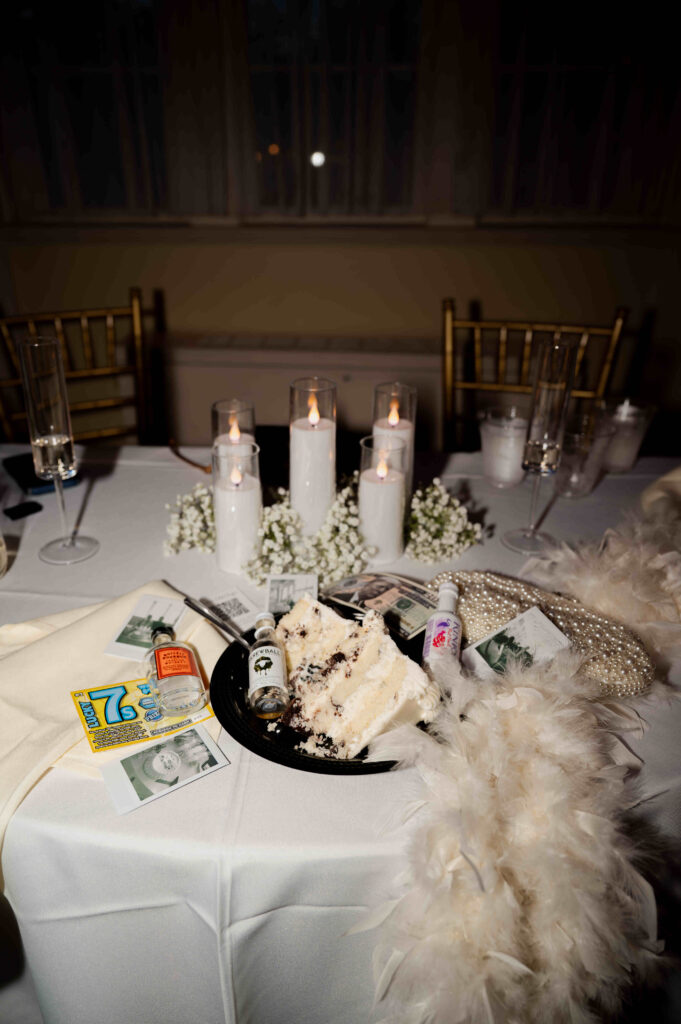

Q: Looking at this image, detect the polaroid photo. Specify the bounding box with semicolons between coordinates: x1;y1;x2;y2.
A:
267;574;318;614
462;606;569;680
100;725;230;814
105;595;187;662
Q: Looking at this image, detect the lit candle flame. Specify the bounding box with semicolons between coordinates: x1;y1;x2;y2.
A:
230;466;243;486
377;457;388;480
228;419;241;442
388;399;400;426
308;395;320;427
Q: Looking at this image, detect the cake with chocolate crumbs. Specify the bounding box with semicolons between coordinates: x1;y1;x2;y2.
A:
275;595;440;759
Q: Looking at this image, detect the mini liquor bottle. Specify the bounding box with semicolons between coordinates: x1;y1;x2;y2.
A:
248;612;290;719
422;582;462;675
146;624;209;717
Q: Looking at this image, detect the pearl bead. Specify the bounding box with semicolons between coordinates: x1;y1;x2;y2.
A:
427;569;652;698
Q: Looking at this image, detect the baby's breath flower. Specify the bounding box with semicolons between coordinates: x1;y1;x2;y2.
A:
165;473;481;575
405;479;481;564
164;483;216;555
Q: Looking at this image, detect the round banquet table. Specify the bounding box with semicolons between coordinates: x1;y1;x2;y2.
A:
1;445;680;1024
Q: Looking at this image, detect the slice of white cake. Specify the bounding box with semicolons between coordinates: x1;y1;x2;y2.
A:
275;595;440;759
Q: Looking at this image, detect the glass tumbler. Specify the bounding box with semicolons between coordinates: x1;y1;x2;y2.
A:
554;418;616;498
602;400;655;473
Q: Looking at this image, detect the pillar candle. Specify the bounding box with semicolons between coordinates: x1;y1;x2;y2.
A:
373;412;414;498
214;468;262;573
290;412;335;536
214;420;256;457
359;463;405;564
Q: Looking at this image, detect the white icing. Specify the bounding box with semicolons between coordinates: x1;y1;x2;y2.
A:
276;596;440;759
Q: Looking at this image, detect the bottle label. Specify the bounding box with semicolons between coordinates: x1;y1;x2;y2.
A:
155;646;199;680
423;614;462;661
248;644;285;696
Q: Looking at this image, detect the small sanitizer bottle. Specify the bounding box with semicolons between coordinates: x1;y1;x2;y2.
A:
248;612;290;719
422;582;463;674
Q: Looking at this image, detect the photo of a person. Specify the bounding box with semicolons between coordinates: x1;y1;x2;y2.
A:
476;629;533;675
327;574;399;606
122;729;218;802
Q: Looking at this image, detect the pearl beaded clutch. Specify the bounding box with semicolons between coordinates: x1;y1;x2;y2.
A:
428;570;654;697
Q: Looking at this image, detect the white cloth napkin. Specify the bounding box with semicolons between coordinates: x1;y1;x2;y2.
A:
0;580;227;876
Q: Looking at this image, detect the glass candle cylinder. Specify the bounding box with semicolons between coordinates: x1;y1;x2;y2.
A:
479;408;527;488
212;398;256;455
372;382;416;499
358;435;406;564
213;442;262;574
601;399;655;473
289;377;336;535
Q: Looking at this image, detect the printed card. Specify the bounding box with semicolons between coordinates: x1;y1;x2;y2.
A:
105;595;187;662
208;588;260;630
100;725;230;814
267;574;318;614
71;677;214;752
461;606;569;679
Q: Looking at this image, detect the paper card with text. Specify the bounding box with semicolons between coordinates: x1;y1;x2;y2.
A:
71;678;214;753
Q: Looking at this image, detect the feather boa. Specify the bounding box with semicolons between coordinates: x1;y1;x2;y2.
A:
361;655;665;1024
523;501;681;670
355;493;681;1023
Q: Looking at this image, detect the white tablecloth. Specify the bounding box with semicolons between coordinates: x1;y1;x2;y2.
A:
1;446;680;1024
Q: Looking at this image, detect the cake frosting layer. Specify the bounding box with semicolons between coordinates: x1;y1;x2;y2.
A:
275;596;440;759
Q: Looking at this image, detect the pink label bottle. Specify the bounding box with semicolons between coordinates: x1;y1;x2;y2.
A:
422;582;462;673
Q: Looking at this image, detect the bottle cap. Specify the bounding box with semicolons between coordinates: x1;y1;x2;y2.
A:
151;623;175;643
437;582;459;613
254;612;276;637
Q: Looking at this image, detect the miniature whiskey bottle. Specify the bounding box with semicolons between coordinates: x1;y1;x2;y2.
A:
145;624;209;717
248;612;290;719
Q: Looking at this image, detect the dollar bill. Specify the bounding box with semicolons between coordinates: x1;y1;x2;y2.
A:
267;573;319;614
323;573;437;640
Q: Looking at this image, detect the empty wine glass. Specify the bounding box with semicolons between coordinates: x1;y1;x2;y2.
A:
18;336;99;564
502;335;577;555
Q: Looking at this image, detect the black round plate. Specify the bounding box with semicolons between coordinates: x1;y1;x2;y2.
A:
209;603;422;775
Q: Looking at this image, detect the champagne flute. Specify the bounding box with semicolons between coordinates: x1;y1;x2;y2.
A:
18;336;99;564
502;335;577;556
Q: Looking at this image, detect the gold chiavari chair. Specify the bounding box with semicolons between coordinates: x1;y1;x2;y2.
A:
0;287;158;444
441;299;627;450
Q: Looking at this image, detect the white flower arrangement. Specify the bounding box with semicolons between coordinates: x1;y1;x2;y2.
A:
405;478;482;564
245;475;373;587
164;475;481;579
164;483;216;555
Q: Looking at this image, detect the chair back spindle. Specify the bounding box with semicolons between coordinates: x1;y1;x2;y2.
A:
441;300;627;450
0;287;155;444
